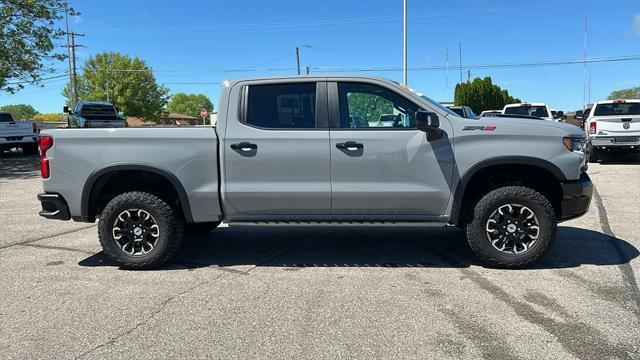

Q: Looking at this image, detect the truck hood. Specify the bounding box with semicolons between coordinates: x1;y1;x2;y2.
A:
474;116;585;137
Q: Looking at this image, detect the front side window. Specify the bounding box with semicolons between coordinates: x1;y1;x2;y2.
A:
246;83;316;128
338;83;420;129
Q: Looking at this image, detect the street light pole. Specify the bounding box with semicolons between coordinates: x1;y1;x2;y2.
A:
403;0;408;86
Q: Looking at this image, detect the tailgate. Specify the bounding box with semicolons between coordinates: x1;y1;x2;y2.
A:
0;121;35;138
592;115;640;136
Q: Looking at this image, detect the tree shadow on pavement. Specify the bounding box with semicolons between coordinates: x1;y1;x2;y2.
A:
0;152;40;180
78;225;638;271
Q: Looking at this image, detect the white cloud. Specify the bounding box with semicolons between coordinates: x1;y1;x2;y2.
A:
633;13;640;36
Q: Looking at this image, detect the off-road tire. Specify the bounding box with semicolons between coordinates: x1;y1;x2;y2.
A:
464;186;557;269
98;191;184;269
185;221;220;235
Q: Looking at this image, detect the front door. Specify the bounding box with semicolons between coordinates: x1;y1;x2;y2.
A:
328;81;454;220
224;81;331;219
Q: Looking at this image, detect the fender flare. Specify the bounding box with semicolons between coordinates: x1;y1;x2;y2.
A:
449;156;566;225
80;164;194;223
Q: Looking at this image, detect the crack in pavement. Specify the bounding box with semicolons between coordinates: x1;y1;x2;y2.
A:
20;243;97;255
593;186;640;321
74;274;224;360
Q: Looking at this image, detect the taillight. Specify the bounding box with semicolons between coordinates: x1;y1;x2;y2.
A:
589;122;596;135
39;135;53;179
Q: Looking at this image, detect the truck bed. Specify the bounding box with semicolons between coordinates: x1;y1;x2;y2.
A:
41;127;222;222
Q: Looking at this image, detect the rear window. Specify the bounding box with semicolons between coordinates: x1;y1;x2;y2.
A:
593;103;640;116
246;83;316;128
504;105;549;118
449;108;464;117
0;113;15;122
79;104;116;117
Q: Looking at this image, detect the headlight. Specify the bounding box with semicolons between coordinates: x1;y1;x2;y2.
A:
563;137;587;152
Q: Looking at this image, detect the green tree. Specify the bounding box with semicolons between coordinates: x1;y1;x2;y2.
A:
345;93;393;124
608;87;639;100
454;77;520;114
167;93;214;120
0;104;39;120
63;52;169;120
1;0;77;93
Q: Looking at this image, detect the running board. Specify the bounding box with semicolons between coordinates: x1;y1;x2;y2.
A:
225;221;448;227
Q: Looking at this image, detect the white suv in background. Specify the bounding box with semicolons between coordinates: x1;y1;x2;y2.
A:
503;103;555;121
585;99;640;162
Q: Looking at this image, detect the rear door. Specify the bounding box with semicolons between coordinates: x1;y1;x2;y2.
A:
223;80;331;219
327;81;454;220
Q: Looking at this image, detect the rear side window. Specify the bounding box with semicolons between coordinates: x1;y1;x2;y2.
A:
246;83;316;128
79;104;117;117
593;103;640;116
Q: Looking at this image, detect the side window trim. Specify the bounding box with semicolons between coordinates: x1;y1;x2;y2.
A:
239;81;327;130
329;81;424;130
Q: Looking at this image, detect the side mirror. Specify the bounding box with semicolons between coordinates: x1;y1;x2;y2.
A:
575;110;583;119
63;106;69;113
414;111;440;132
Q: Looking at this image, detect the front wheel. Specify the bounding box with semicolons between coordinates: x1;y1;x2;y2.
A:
465;186;557;269
98;191;184;269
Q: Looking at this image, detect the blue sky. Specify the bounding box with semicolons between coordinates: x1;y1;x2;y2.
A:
1;0;639;113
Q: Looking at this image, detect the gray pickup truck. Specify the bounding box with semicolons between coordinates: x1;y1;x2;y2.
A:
37;76;593;269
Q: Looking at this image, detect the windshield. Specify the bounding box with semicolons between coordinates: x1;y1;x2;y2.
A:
593;103;640;116
504;105;549;118
405;86;458;116
0;113;15;122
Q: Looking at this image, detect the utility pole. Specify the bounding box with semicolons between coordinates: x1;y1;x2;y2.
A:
296;45;311;76
445;47;449;100
583;15;588;109
403;0;408;86
458;42;463;84
467;69;471;82
64;5;74;107
63;30;85;107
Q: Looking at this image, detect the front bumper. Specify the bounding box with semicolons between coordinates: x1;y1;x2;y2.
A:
591;136;640;148
37;193;71;221
559;172;593;221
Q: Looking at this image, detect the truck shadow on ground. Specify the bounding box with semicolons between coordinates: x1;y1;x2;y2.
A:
79;225;638;271
0;152;40;180
592;151;640;165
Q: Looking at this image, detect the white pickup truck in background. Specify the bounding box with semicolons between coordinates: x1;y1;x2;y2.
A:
503;103;556;121
585;99;640;162
0;111;38;155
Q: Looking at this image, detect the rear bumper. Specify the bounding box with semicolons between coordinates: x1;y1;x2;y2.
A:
37;193;71;221
0;135;37;145
591;136;640;148
559;172;593;221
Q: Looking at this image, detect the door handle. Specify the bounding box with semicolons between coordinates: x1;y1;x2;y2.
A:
336;141;364;151
230;142;257;151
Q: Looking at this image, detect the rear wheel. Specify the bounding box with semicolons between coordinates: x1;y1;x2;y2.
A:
22;143;38;155
98;191;184;269
589;148;599;163
465;186;557;268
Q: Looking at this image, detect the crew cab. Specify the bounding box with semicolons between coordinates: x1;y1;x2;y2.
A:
503;103;556;121
585;99;640;162
0;111;38;155
37;76;592;269
65;101;126;128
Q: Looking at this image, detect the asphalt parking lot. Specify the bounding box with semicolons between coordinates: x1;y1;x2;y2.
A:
1;152;639;360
